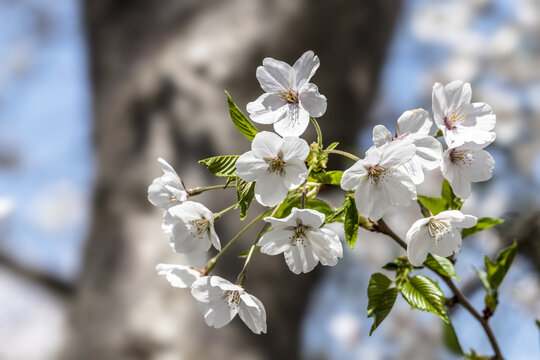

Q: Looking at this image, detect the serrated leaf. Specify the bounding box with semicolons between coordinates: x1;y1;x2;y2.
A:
425;253;460;280
484;241;517;289
344;197;359;249
199;155;239;177
324;199;347;224
326;142;339;150
417;195;448;215
236;178;255;220
462;217;504;238
226;91;259;140
443;321;464;355
367;273;397;335
400;275;449;323
308;170;343;185
441;179;463;210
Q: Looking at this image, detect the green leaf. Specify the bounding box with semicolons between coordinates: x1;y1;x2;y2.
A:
443;321;464;355
308;170;343;185
324;199;347;224
236;178;255;220
462;217;505;238
484;241;517;289
344;197;359;249
226;91;259;140
326;142;339;150
441;179;463;210
417;195;448;215
199;155;239;177
367;273;398;335
400;275;449;323
424;253;460;280
272;197;334;219
382;262;399;271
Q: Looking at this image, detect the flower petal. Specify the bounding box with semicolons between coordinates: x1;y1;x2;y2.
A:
340;160;368;191
412;136;443;170
432;82;448;129
256;58;293;93
282;159;308;189
382;169;417;207
238;294;267;334
284;244;319;274
308;228;343;266
254;173;289;206
273;105;310;137
444;81;471;109
379;140;416;168
372;125;392;147
396;109;433;136
280;136;310;161
236;151;268;182
432;229;462;257
251;131;283;159
299;83;327;117
406;223;434;266
258;229;293;255
155;264;201;288
293;50;320;88
291;208;326;228
247;93;287;125
353;175;388;221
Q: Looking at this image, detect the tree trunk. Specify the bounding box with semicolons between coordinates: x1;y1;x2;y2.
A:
65;1;401;359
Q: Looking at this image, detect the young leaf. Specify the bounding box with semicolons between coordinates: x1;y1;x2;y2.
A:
462;217;504;238
199;155;239;177
344;196;360;249
417;195;447;215
484;241;517;289
225;91;259;140
326;142;339;150
441;179;463;210
236;178;255;220
272;197;334;219
324;199;348;224
238;246;260;258
424;253;460;280
443;321;464;356
400;275;449;323
308;170;343;185
367;273;398;335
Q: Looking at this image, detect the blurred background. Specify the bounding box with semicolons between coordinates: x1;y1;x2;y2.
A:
0;0;539;359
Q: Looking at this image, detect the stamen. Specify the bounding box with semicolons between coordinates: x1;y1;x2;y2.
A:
368;165;388;184
449;148;473;166
188;218;210;240
428;218;450;241
226;290;240;309
277;84;299;104
443;105;466;130
264;155;286;174
290;224;308;247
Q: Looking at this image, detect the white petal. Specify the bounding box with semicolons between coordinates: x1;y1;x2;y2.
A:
437;210;477;229
340;160;368;191
282;159;308;189
284;244;319;274
209;227;221;251
273;105;310;137
382;169;417;207
254;173;289;206
308;228;343;266
299;83;327;117
412;136;443;170
448;170;472;199
400;158;424;185
238;294;267;334
247;93;287;125
444;81;471;109
432;229;462;257
379;140;416;168
353;175;388;221
372;125;392;147
236;151;268;182
209;275;242;291
256;58;293;93
258;229;293;255
406;223;434;266
280;136;310;161
251;131;283;159
396;109;432;136
461;102;496;131
156;264;201;288
432;82;448;129
291;208;325;227
293;50;320;88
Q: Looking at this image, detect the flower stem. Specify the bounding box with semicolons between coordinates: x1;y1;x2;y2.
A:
203;209;271;275
416;198;433;217
324;149;360;162
310;117;323;147
213;203;238;221
187;183;235;196
376;219;504;360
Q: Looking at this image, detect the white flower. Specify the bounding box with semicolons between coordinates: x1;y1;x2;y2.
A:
191;276;267;334
406;210;477;266
258;208;343;274
148;157;187;209
156;264;202;288
340;141;417;221
373;109;443;184
441;141;495;199
162;201;221;253
236;131;309;206
247;50;327;137
432;80;496;148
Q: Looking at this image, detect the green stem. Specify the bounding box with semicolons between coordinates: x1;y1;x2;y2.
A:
310;117;323;147
203;209;270;275
324;149;360;162
188;183;235;196
416;198;433;218
213;203;238;221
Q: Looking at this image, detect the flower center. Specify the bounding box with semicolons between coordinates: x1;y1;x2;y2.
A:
226;290;240;309
290;223;308;247
188;218;210;239
444;105;466;131
264;155;286;174
428;218;450;241
278;84;299;104
449;148;473;166
368;165;388;184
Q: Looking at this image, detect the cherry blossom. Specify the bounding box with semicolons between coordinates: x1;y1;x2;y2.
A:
148;157;187;209
156;264;202;288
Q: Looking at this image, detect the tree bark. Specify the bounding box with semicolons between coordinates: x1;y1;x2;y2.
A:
65;1;401;359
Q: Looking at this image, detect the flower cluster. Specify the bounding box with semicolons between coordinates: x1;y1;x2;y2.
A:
149;51;501;341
